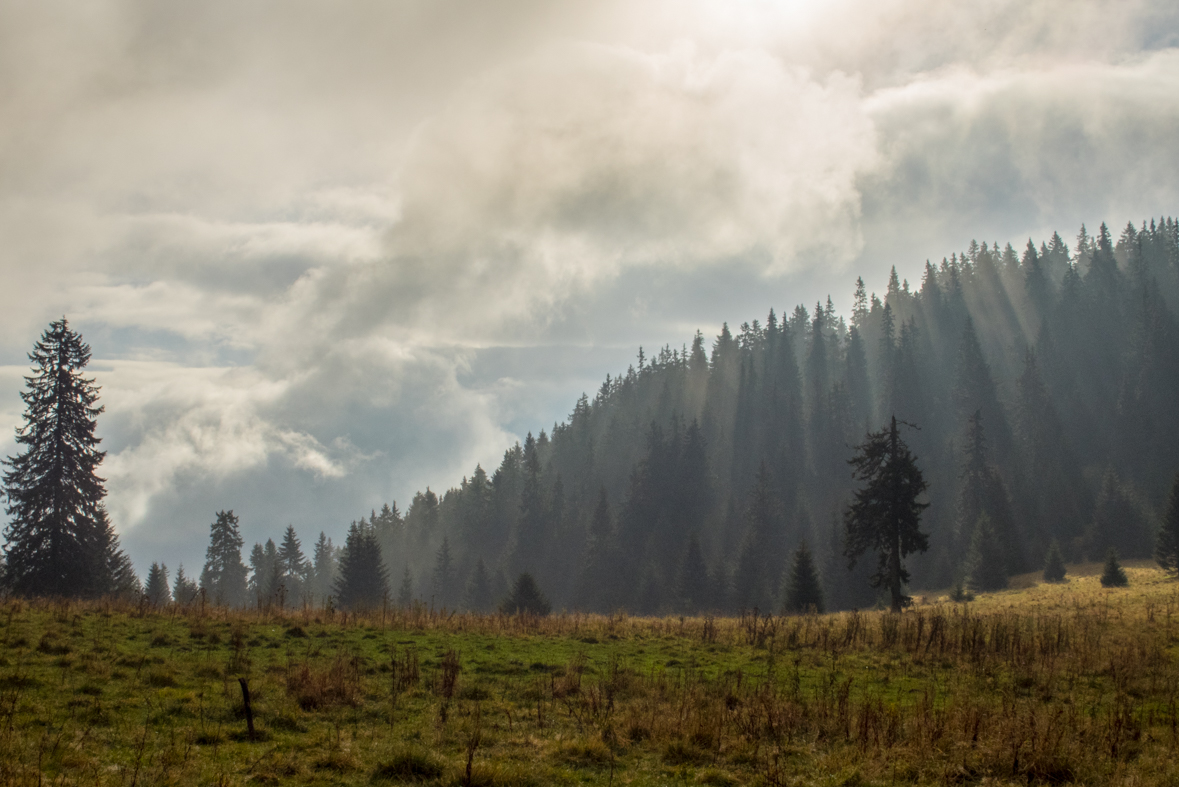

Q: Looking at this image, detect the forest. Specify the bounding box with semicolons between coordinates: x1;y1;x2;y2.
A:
6;218;1179;614
274;216;1178;615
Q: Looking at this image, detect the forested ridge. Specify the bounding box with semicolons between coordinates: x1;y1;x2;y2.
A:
321;217;1173;614
51;217;1179;612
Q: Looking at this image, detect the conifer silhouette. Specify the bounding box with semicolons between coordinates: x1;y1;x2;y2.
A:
500;573;551;615
1100;549;1128;588
783;542;825;614
1042;540;1067;583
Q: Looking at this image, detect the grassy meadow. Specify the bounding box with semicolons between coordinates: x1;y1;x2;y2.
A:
1;562;1178;786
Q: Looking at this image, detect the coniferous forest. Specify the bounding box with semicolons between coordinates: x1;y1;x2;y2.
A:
332;217;1179;614
5;218;1179;612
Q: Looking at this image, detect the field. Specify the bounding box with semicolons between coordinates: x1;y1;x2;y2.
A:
1;562;1178;786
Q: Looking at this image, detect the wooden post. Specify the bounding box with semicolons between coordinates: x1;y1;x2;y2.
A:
238;678;256;741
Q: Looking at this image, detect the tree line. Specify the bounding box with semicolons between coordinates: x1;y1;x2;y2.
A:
5;217;1179;611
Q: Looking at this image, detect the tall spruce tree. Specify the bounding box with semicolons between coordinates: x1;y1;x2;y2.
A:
144;562;171;606
334;522;389;611
200;510;248;606
1156;473;1179;577
2;318;133;598
397;567;415;608
464;558;493;612
310;532;336;605
675;533;710;612
277;525;309;605
172;563;199;605
432;535;456;609
576;486;619;612
844;417;930;612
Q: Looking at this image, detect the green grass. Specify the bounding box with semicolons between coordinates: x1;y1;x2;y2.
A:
0;562;1177;785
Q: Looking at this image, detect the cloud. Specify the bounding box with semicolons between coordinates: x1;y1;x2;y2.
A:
856;48;1179;275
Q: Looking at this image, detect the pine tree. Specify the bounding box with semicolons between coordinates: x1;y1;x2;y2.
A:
432;535;456;609
172;563;199;605
333;522;389;611
499;573;551;615
200;511;248;606
311;532;336;605
277;525;309;605
576;486;618;612
965;514;1008;592
844;417;930;613
249;539;281;605
144;562;171;606
675;533;710;612
733;463;782;611
397;567;415;608
1100;548;1128;588
782;542;825;614
1086;470;1153;559
1156;473;1179;577
464;558;492;612
955;410;1023;573
2;318;131;598
1042;540;1067;583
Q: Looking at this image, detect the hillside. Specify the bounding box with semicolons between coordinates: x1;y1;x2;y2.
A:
345;217;1179;614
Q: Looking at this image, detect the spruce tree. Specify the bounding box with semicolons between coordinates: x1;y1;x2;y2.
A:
200;510;248;606
172;563;199;605
398;567;415;608
277;525;309;605
432;535;456;608
1042;540;1067;583
733;463;781;611
249;539;282;605
844;416;930;612
1087;470;1154;559
965;513;1008;592
2;318;132;598
1100;548;1128;588
464;558;492;612
333;522;389;611
675;533;710;612
311;532;336;605
144;562;171;606
499;572;551;616
576;486;618;612
783;541;825;614
1154;473;1179;577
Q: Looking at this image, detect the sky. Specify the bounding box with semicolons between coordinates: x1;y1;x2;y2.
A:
1;0;1178;574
